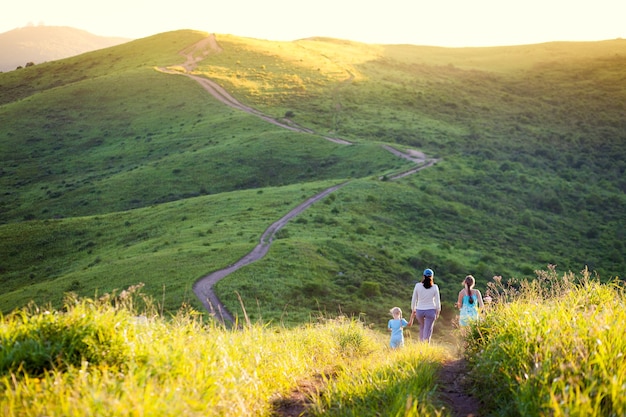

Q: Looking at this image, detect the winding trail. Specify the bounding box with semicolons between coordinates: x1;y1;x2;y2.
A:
191;182;349;323
157;34;438;323
159;33;480;417
157;34;350;145
157;34;439;324
381;145;440;179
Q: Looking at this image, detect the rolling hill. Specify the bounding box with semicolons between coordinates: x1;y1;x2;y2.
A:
1;30;624;328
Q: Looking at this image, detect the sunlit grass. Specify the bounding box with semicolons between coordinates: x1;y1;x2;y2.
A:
310;342;450;416
0;287;451;416
464;266;626;416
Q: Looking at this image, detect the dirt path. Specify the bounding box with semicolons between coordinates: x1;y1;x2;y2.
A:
271;356;482;417
158;34;439;324
381;145;440;179
192;182;349;323
437;358;482;417
157;34;350;145
191;143;436;324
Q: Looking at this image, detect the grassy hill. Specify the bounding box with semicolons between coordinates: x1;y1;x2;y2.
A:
1;30;624;329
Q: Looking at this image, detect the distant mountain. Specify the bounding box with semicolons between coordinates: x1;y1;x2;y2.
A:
0;25;131;72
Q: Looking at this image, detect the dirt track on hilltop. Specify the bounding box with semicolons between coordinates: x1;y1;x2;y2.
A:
158;34;350;144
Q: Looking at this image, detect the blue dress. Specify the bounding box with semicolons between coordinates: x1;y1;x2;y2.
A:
459;295;478;326
388;318;409;348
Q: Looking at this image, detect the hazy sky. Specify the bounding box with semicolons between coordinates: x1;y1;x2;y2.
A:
2;0;624;47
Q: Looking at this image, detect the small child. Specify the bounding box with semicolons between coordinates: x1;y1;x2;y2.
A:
388;307;409;348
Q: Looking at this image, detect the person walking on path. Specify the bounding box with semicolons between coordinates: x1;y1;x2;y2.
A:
409;268;441;343
456;275;484;327
388;307;410;348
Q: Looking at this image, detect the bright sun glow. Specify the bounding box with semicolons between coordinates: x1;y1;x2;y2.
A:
2;0;624;47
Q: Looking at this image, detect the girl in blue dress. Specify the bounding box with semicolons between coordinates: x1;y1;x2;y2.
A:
388;307;409;348
456;275;484;327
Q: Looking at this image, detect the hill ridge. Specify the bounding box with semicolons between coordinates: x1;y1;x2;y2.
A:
157;34;352;144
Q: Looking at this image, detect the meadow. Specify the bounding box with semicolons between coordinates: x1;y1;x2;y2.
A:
1;29;625;332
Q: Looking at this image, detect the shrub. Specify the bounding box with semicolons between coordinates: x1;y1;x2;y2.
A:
360;281;381;297
0;300;132;376
302;281;330;296
355;226;368;235
0;285;150;377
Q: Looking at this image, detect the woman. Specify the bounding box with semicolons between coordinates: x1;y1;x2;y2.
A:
456;275;484;327
409;268;441;344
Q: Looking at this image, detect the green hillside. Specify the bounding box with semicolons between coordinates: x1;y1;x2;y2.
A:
1;30;624;328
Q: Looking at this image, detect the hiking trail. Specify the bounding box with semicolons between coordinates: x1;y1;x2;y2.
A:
157;33;439;322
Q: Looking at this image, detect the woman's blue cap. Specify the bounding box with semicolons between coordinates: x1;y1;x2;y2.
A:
423;268;433;277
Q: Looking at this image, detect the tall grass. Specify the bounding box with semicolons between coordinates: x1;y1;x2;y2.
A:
310;341;450;416
464;266;626;416
0;286;450;416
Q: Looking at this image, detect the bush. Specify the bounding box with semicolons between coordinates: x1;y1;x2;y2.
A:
355;226;369;235
360;281;381;297
302;281;330;296
0;288;148;376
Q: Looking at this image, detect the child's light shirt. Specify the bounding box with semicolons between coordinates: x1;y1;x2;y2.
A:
388;318;408;338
